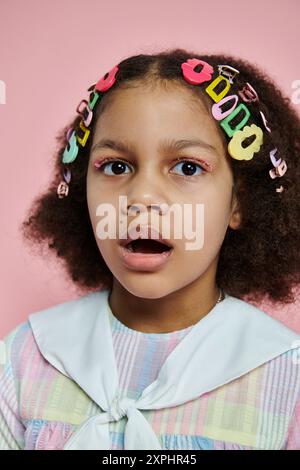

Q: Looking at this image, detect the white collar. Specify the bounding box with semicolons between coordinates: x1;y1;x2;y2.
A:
28;289;300;450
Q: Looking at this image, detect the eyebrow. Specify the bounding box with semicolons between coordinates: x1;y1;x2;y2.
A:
91;138;219;156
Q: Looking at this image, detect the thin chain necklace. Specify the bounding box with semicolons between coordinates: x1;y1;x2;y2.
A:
216;287;225;304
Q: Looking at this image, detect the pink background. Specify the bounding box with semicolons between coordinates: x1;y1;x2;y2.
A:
0;0;299;337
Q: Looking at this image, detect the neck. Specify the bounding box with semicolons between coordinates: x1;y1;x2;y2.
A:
108;271;221;334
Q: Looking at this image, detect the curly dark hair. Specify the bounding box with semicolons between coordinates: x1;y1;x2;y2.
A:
20;47;300;304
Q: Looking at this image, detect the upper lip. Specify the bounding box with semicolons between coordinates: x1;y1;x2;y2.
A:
119;225;173;248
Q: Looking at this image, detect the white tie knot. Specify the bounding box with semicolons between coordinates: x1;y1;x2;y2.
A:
107;395;136;421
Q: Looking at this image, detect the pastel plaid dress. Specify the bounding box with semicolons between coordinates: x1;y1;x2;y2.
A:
1;289;300;450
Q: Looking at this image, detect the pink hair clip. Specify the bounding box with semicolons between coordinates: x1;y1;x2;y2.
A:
57;181;69;199
76;99;93;127
238;82;259;103
181;58;214;85
269;160;288;178
57;168;72;199
66;127;73;141
95;65;119;92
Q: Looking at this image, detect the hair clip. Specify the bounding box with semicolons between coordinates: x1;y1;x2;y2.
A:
57;168;72;199
181;59;214;85
76;120;90;147
260;110;272;133
217;65;240;84
62;129;79;164
76;99;88;116
95;65;119;92
76;99;93;127
206;75;231;102
88;90;101;110
63;167;71;184
269;148;280;167
269;160;288;178
212;94;239;120
228;124;263;160
268;148;288;179
220;103;251;138
66;127;73;141
57;181;69;199
238;82;259;103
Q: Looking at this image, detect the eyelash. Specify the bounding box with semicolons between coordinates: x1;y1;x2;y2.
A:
93;156;211;178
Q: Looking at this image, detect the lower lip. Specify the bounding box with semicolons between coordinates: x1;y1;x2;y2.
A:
118;244;174;270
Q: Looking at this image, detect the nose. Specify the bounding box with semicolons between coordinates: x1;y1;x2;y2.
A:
121;172;169;216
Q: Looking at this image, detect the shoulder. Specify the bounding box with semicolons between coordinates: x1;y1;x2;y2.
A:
276;346;300;449
1;290;104;368
27;290;109;368
223;293;300;348
0;291;101;375
0;319;50;384
1;321;32;372
28;290;107;328
260;345;300;391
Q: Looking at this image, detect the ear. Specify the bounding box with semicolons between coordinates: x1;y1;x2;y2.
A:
228;184;242;230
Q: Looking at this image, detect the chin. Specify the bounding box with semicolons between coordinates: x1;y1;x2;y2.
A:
116;276;176;300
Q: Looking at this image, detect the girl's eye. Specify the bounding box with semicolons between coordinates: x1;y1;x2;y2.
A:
170;160;206;177
94;159;132;176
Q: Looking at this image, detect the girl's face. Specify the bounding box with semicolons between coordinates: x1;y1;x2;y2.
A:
87;84;241;299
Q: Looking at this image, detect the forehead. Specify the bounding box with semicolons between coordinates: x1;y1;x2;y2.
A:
92;84;227;156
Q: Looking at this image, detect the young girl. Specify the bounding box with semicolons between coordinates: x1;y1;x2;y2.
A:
1;48;300;451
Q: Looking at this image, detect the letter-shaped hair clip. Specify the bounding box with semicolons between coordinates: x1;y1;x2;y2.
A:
62;129;79;163
205;75;231;103
88;90;100;110
181;58;214;85
57;181;69;199
269;160;288;179
228;124;263;160
260;110;271;133
217;65;240;84
95;65;119;92
220;103;251;138
238;82;259;103
268;148;288;179
63;167;71;183
57;168;72;199
76;99;93;127
212;94;239;120
66;127;73;141
76;120;90;147
76;99;88;116
269;148;281;167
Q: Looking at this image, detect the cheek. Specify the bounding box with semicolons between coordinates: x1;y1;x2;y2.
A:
86;190;98;234
86;177;116;229
86;175;96;216
203;191;232;250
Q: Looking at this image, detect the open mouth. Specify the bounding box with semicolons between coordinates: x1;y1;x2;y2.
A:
124;239;173;254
